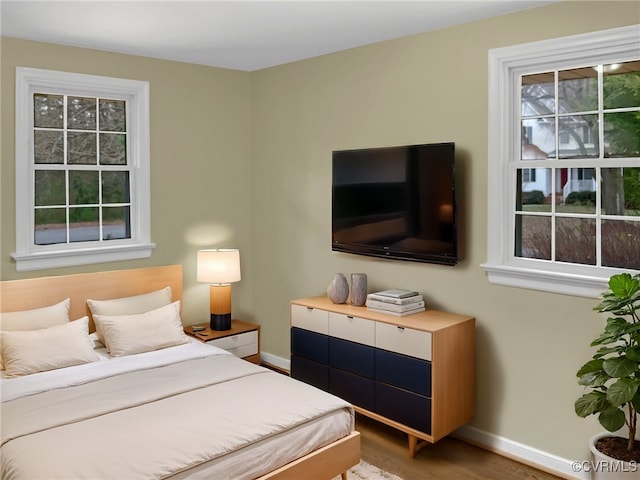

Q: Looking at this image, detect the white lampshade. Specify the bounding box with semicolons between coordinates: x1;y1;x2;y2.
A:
197;249;241;284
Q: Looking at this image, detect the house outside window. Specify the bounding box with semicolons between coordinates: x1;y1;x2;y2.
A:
12;68;154;272
483;25;640;297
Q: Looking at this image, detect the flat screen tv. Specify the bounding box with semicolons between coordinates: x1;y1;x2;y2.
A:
332;142;460;265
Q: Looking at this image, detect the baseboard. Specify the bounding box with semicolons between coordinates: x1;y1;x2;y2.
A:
260;351;291;373
261;352;585;480
453;425;587;480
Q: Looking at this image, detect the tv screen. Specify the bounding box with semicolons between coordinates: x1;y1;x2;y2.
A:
332;142;460;265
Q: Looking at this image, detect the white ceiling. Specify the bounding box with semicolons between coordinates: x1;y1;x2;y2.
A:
0;0;558;71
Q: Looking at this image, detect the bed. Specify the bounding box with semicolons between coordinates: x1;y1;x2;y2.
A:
0;265;360;480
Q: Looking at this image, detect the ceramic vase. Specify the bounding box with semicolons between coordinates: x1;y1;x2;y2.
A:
327;273;349;304
350;273;368;306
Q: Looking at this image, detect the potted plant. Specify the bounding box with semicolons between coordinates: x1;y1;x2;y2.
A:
575;273;640;474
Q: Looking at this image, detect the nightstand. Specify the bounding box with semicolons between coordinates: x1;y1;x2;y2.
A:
184;320;260;364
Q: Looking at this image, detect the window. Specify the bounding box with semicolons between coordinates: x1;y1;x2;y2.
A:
483;25;640;297
13;68;154;271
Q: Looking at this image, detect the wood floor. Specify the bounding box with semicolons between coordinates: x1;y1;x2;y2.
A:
355;414;563;480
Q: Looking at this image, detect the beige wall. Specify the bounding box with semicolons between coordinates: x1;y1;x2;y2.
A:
0;38;254;323
250;0;639;465
1;0;639;468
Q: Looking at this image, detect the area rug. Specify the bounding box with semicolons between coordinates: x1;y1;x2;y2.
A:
332;460;404;480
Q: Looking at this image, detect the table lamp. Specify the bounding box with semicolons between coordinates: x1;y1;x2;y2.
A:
197;248;241;330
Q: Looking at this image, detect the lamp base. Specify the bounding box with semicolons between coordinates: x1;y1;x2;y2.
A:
210;313;231;331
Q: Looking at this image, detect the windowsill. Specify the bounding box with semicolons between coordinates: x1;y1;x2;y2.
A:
11;243;156;272
480;262;610;298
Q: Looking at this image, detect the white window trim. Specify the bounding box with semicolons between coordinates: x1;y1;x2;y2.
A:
12;67;155;272
482;25;640;298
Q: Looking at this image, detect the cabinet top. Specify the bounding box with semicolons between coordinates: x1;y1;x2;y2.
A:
291;296;474;332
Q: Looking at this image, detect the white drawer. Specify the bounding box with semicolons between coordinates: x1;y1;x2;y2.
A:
291;304;329;334
226;343;259;359
375;322;432;361
209;330;258;350
329;312;375;346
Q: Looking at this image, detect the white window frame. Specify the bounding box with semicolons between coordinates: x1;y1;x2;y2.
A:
482;25;640;298
12;67;155;272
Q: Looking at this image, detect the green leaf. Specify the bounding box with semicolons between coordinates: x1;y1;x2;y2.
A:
606;378;640;407
603;357;638;377
579;370;611;387
609;273;638;298
597;274;640;315
599;407;626;432
595;346;621;358
577;359;604;377
575;391;609;417
591;331;622;347
626;345;640;362
605;317;631;334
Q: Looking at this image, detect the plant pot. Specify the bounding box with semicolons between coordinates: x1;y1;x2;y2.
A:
589;432;639;479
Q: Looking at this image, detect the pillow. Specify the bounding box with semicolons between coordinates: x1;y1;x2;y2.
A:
87;287;172;345
93;301;188;357
2;317;100;378
0;298;71;370
0;298;71;331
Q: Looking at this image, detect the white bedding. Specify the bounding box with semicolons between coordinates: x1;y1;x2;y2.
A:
1;337;223;401
0;341;354;480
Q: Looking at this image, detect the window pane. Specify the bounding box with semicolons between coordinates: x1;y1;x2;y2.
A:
69;171;98;205
602;167;640;216
602;220;640;269
622;167;640;216
99;133;127;165
35;170;66;206
69;207;99;242
558;168;596;214
102;171;130;203
556;217;595;265
517;168;550;211
67;96;96;130
34;208;66;245
603;60;640;110
558;114;599;158
558;67;598;113
521;119;553;159
604;111;640;158
103;206;130;240
34;93;63;128
99;99;126;132
516;214;551;260
68;132;97;164
34;130;64;164
521;72;555;116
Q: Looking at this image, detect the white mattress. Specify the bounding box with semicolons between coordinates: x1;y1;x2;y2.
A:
1;341;354;480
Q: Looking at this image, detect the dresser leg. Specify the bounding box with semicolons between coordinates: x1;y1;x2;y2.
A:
408;435;429;458
408;435;418;458
341;472;347;480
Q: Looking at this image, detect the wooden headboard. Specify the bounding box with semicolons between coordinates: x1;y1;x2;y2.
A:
0;265;183;329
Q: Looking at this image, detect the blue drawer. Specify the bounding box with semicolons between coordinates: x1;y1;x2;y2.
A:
375;348;431;397
291;327;328;364
329;368;375;411
329;337;374;378
375;382;431;434
291;355;329;391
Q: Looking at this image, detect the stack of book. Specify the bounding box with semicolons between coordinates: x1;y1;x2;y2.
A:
365;289;425;316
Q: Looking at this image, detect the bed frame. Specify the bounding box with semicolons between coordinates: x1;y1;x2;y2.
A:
0;264;360;480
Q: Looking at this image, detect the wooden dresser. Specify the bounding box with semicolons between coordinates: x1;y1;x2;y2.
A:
290;296;475;457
